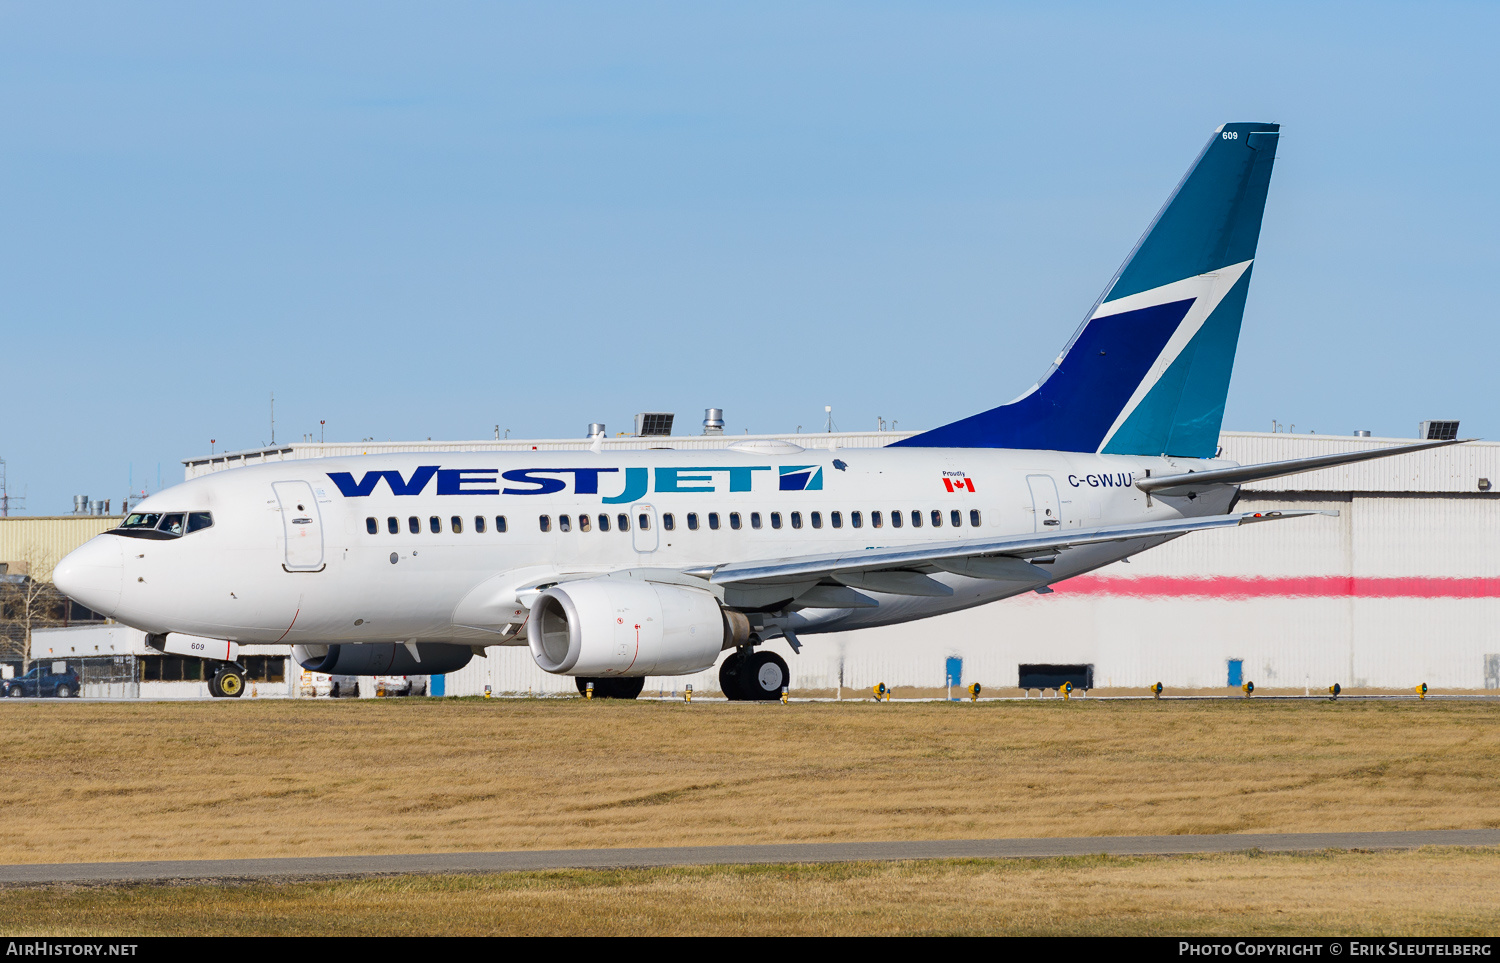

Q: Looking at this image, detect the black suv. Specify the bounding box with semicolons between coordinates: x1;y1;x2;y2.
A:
4;664;82;698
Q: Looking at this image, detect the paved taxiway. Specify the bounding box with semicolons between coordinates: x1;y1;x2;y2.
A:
3;830;1496;885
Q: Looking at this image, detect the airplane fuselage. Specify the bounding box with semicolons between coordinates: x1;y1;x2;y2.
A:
62;445;1238;650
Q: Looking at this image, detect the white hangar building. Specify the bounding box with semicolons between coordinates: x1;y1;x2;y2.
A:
177;422;1500;696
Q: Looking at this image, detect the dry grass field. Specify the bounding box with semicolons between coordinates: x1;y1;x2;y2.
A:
4;850;1499;936
1;697;1497;866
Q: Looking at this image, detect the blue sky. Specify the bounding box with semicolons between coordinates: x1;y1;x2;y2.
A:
2;2;1497;512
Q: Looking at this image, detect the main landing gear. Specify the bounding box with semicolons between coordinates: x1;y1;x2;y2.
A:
719;647;789;701
575;676;646;700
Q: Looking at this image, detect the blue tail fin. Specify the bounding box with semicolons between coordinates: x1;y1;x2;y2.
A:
892;122;1279;457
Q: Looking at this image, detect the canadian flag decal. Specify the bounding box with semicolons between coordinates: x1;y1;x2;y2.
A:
943;477;976;493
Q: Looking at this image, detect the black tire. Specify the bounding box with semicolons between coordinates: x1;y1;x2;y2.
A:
576;677;644;699
53;684;72;699
6;685;22;698
213;667;245;698
718;650;746;701
741;651;790;701
598;677;644;699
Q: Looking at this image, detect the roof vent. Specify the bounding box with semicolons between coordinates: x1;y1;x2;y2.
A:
634;412;674;436
702;408;724;435
1354;430;1372;437
1419;420;1459;441
586;423;606;439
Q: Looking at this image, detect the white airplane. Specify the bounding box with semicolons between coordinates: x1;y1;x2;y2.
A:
54;122;1459;699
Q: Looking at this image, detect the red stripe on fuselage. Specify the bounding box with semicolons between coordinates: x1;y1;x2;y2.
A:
1049;576;1500;599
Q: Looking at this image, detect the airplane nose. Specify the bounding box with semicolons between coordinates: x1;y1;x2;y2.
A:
53;536;123;617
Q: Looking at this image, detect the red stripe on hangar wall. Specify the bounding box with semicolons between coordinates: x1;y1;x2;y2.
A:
1050;576;1500;599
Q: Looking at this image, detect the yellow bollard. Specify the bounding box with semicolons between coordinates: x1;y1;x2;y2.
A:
684;684;692;703
586;681;594;700
484;684;492;699
1417;682;1428;699
968;682;982;703
781;686;788;705
1242;681;1255;697
1150;682;1163;700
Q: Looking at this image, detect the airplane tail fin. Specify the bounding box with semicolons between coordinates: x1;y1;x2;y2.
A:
893;122;1280;457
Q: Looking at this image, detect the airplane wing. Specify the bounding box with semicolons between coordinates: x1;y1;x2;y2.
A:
693;509;1330;596
1138;437;1469;497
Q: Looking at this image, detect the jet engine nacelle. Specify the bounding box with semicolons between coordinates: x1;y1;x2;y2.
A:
292;642;474;676
528;577;736;676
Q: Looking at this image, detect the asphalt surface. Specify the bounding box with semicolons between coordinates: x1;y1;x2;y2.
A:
2;830;1497;885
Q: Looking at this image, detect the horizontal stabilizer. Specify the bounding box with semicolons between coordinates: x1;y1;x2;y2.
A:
1137;438;1470;497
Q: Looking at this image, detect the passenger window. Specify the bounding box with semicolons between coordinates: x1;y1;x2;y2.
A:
730;512;741;530
791;511;802;529
430;516;441;534
811;511;822;529
539;515;551;532
451;516;463;534
599;513;611;532
475;516;486;534
663;513;675;531
890;510;902;529
559;515;572;532
708;512;720;530
911;510;922;528
158;513;186;536
970;509;982;527
851;511;863;529
751;512;762;529
931;510;942;528
951;509;962;528
366;517;378;535
638;514;651;531
687;513;699;531
618;513;630;532
770;512;782;529
409;516;420;534
831;511;843;529
579;514;592;532
496;516;508;533
388;517;399;534
871;511;883;529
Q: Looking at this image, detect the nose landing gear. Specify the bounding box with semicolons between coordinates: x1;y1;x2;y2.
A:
208;664;246;698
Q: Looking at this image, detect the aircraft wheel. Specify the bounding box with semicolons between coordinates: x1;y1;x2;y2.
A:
718;650;746;701
576;677;643;699
604;677;644;700
741;651;789;701
213;666;246;698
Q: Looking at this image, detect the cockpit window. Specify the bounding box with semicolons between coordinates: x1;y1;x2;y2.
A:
113;510;211;539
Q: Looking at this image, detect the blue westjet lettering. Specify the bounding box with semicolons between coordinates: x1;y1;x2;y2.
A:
326;464;815;499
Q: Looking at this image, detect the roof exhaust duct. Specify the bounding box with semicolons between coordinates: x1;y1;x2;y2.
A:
586;423;606;439
703;408;724;435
